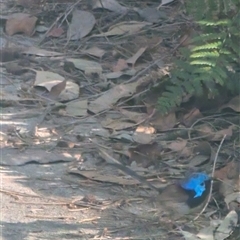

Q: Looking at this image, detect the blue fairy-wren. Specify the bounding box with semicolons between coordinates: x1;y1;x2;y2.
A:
155;173;211;219
108;162;211;219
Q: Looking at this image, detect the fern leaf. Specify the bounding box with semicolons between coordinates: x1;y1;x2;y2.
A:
192;42;223;51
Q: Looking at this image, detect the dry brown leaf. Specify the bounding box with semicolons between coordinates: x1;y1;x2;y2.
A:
197;224;215;240
197;124;234;141
214;161;239;181
67;58;102;75
126;47;147;66
214;211;238;240
92;0;127;14
93;21;151;37
48;79;67;99
34;71;79;101
65;100;88;117
150;111;177;131
119;108;148;123
197;125;214;137
210;125;234;141
58;81;80;101
167;139;192;158
81;47;105;58
224;192;240;209
47;26;64;37
101;118;135;130
34;71;65;91
167;139;187;152
182;108;203;127
113;59;128;72
5;13;37;36
88;79;143;113
67;10;95;40
180;147;193;158
220;95;240;112
214;161;239;201
187;155;209;167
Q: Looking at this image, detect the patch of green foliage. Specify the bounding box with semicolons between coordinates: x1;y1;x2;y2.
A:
158;0;240;114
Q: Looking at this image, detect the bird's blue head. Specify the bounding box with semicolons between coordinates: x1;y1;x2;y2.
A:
180;172;210;198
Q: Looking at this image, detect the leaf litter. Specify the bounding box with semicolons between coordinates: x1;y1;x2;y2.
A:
0;0;239;240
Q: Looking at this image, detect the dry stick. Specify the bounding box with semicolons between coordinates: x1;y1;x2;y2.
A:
25;215;75;220
94;145;160;192
193;134;227;221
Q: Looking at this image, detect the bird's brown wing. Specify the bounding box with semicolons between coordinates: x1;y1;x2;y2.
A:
154;184;192;217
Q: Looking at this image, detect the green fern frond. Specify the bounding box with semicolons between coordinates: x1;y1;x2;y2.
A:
157;0;239;114
190;51;220;59
198;19;230;26
190;60;217;66
192;42;223;51
195;33;227;42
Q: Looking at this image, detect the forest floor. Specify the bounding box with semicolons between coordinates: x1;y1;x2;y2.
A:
1;0;239;239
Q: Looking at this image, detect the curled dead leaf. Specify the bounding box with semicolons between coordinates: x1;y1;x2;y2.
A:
5;13;37;36
126;47;147;66
214;161;239;210
150;111;177;131
210;125;234;141
47;26;64;37
167;139;187;152
166;139;192;158
197;125;234;141
182;108;203;127
220;95;240;112
48;79;67;99
214;211;238;240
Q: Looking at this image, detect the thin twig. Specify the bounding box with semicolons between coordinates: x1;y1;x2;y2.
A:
193;134;227;221
92;144;160;192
